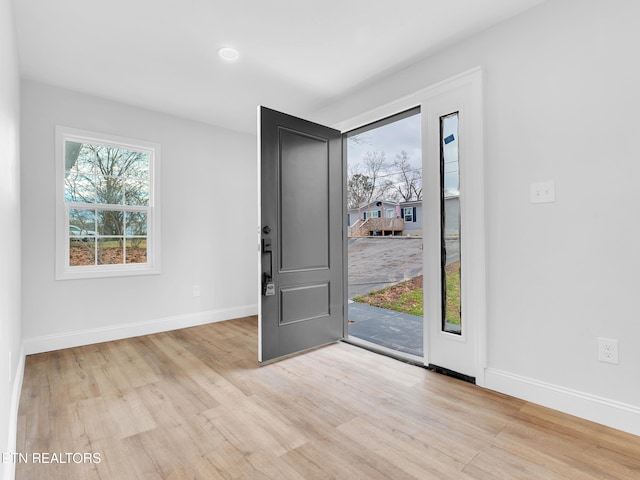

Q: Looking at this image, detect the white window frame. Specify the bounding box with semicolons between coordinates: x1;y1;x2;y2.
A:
404;207;414;222
55;126;161;280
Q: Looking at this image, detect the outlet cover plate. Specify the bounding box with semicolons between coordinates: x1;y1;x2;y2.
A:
598;337;619;364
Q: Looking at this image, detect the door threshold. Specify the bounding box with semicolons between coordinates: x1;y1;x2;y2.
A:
342;336;424;367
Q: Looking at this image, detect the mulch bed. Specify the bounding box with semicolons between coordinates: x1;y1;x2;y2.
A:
70;245;147;266
353;262;460;317
358;275;423;308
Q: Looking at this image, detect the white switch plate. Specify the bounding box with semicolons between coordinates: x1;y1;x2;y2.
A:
193;285;201;297
530;180;555;204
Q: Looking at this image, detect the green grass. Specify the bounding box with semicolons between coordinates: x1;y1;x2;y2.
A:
444;265;461;325
354;287;423;317
353;261;461;325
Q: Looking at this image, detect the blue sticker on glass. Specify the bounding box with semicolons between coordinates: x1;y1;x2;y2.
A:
444;134;455;145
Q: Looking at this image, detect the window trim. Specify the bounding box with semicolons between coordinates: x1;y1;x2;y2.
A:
55;126;161;280
404;208;414;222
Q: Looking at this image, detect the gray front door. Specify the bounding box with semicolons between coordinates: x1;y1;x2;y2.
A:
259;107;344;363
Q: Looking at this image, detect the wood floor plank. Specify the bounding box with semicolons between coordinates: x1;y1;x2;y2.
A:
462;444;567;480
15;316;640;479
337;415;475;480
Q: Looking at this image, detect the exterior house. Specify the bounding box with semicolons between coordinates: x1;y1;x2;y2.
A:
347;196;459;237
347;200;419;236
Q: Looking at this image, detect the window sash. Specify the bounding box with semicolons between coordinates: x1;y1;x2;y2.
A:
404;209;413;222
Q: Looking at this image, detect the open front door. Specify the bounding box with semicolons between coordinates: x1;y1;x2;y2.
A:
258;107;345;363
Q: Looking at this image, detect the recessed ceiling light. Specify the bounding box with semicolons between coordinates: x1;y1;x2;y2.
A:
218;47;239;61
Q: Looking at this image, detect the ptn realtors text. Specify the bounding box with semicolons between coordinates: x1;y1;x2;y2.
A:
2;452;101;464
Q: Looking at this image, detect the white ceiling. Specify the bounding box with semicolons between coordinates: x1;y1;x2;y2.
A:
12;0;546;134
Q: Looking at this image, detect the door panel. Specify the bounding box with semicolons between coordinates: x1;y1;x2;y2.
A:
279;128;330;271
259;106;344;363
280;283;329;325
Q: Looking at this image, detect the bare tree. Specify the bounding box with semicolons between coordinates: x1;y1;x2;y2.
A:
392;150;422;201
346;150;397;208
347;169;373;209
66;143;149;243
362;150;394;201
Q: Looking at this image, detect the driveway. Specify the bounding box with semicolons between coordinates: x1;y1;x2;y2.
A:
348;237;423;298
347;235;459;298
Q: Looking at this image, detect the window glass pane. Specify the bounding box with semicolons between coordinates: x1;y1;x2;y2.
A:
125;178;150;206
125;239;147;264
97;210;124;236
95;176;124;204
126;211;147;236
441;113;461;335
65;173;95;203
65;141;93;175
109;148;149;177
126;152;150;179
97;238;124;265
69;208;96;237
90;145;121;176
109;147;130;174
69;238;95;266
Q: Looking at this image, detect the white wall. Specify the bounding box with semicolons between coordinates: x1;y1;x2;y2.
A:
21;81;258;352
312;0;640;433
0;0;22;478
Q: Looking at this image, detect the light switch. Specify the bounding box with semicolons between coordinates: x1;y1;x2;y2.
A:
530;180;555;204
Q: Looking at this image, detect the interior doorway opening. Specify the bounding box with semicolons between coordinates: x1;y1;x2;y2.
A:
345;108;424;361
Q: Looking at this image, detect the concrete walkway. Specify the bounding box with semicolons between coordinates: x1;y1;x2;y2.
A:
348;302;423;357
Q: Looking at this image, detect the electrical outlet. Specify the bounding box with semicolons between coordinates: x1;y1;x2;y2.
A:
530;180;555;204
598;338;619;364
193;285;201;297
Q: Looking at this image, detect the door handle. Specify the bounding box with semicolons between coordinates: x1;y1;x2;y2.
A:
262;236;275;296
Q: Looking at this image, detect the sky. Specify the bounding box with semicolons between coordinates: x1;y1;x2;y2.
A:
346;111;459;196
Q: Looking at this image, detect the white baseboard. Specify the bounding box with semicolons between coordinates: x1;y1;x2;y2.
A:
4;345;25;480
485;368;640;437
23;304;258;355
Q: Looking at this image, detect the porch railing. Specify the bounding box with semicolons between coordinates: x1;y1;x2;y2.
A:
349;218;404;236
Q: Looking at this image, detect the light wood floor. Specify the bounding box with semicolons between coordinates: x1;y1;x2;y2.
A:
16;316;640;479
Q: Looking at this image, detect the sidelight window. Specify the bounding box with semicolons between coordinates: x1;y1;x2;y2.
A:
440;113;461;334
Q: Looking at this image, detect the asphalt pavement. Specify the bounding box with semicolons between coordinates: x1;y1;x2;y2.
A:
347;236;423;298
347;236;459;298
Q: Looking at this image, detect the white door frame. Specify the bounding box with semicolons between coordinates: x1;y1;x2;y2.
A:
334;67;486;386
